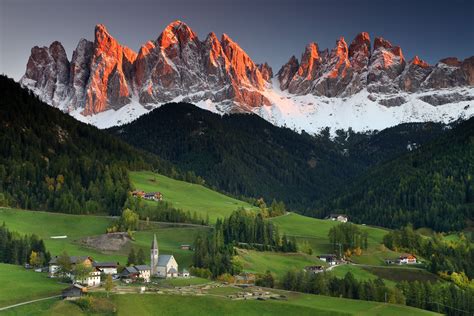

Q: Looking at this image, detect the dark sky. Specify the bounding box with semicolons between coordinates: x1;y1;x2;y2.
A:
1;0;473;80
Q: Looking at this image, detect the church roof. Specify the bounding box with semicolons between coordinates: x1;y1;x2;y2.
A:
151;234;158;250
168;267;177;274
157;255;174;266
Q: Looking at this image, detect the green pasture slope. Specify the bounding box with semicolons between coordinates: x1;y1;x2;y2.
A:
2;292;438;316
0;207;207;267
0;263;64;308
238;249;325;279
130;171;257;223
270;213;402;265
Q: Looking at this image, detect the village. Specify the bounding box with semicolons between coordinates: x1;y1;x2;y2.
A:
31;211;418;301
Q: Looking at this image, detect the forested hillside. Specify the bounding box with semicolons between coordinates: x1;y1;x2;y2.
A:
318;118;474;231
110;102;447;213
0;76;173;215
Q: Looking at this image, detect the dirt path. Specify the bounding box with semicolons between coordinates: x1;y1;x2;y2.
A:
0;295;61;311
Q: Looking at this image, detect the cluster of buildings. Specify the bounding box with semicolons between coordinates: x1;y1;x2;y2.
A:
131;190;163;201
325;214;349;223
385;253;417;265
50;235;188;289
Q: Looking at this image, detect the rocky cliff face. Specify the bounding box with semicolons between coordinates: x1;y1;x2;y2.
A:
279;32;473;97
20;22;474;131
21;21;270;115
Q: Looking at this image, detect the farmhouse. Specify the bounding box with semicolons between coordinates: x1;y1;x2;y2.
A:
144;192;163;201
150;234;179;278
131;190;145;198
398;253;417;264
93;262;118;275
49;256;93;276
235;273;256;285
131;190;163;201
62;284;87;300
49;255;104;286
180;244;191;250
75;268;101;287
326;214;349;223
304;265;324;274
318;254;337;266
120;265;152;282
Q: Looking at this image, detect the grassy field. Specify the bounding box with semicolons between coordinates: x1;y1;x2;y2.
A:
130;171;257;223
0;264;65;308
2;292;439;316
270;213;402;265
1;298;84;316
237;248;325;279
362;266;441;283
0;208;208;268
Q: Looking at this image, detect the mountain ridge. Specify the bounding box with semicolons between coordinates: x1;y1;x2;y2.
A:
20;21;474;132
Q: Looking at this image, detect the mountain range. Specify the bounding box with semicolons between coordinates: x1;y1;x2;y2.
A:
20;21;474;132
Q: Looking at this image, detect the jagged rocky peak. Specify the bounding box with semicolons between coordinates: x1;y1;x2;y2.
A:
69;38;94;109
20;41;70;107
257;62;273;82
412;55;430;68
348;32;371;71
286;42;321;94
82;24;137;115
277;55;299;90
20;23;474;128
367;37;406;93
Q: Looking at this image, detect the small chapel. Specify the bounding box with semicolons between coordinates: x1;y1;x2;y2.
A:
150;234;179;278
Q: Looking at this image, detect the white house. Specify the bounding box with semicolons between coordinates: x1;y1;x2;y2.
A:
398;254;417;264
327;214;348;223
151;234;179;278
318;254;337;266
120;265;151;282
49;256;94;277
93;262;118;275
75;268;101;287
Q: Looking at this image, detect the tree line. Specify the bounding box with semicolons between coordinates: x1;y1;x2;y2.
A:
328;222;368;255
192;209;298;277
0;222;50;267
123;196;209;226
383;225;474;279
282;270;404;304
319;118;474;232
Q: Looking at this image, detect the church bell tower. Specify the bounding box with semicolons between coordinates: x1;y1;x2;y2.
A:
151;234;159;275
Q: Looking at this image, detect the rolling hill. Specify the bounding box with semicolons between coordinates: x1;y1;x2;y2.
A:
0;75;174;216
321;117;474;231
110;102;448;213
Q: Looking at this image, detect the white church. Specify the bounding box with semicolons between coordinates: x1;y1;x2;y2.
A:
151;234;179;278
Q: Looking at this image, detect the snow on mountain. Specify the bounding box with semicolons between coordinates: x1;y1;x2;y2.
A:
19;21;474;133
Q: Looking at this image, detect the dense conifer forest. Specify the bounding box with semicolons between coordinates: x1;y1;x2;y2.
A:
319;118;474;231
0;76;174;215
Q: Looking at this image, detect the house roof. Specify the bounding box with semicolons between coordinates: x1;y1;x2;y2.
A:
168;268;177;274
50;256;91;265
329;214;347;218
134;265;151;271
400;253;416;259
157;255;174;266
93;262;118;268
121;266;138;275
318;254;337;258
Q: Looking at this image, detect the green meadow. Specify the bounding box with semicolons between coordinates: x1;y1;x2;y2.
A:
4;292;437;316
270;213;402;265
0;208;207;267
0;264;65;308
130;171;258;223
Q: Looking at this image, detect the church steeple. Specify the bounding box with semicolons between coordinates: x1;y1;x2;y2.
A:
151;234;158;250
151;234;159;275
